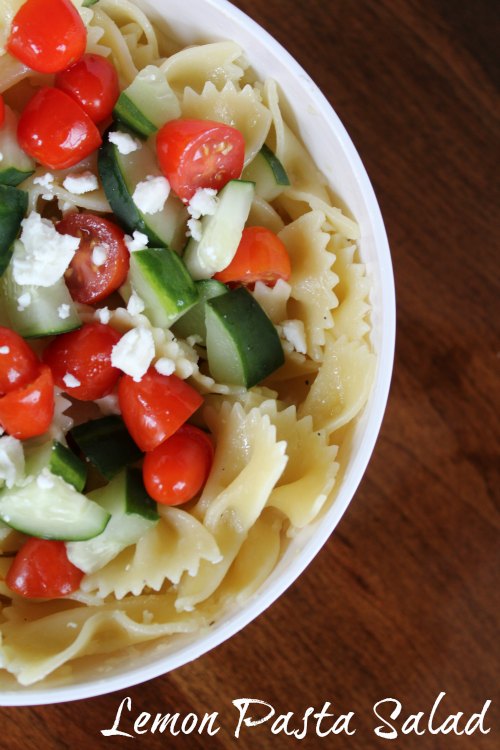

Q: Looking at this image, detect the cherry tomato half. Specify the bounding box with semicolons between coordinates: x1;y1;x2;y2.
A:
55;53;120;124
17;87;102;170
119;369;204;452
0;364;54;439
56;213;130;304
0;95;5;128
0;326;40;395
7;0;86;74
143;424;213;505
43;323;121;401
6;538;84;599
214;226;291;286
156;118;245;203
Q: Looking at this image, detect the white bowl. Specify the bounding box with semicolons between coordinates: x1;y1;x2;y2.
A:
1;0;395;705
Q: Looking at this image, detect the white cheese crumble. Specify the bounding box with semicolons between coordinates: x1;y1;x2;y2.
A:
0;436;25;489
281;319;307;354
36;470;55;490
91;244;108;267
108;131;142;155
62;170;98;195
111;327;155;381
187;187;218;219
63;372;81;389
0;346;10;355
132;175;170;215
33;173;54;190
95;307;111;324
13;212;79;287
17;292;31;311
58;304;71;320
125;230;149;253
127;290;145;316
186;217;202;241
154;357;175;376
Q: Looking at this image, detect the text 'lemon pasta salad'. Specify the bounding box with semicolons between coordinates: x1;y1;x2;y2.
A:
0;0;375;687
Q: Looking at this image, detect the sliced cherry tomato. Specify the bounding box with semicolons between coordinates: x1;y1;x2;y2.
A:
118;369;204;452
56;213;130;304
143;424;213;505
156;118;245;203
0;364;54;439
55;53;120;124
0;95;5;128
17;87;102;170
43;323;121;401
7;0;86;74
214;226;291;286
0;326;40;395
6;538;84;599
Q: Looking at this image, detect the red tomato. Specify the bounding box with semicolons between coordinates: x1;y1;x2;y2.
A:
43;323;121;401
56;213;130;304
118;369;204;452
55;54;120;124
17;87;102;170
6;538;84;599
143;424;213;505
156;118;245;203
0;364;54;439
7;0;86;74
214;226;291;286
0;327;40;395
0;95;5;128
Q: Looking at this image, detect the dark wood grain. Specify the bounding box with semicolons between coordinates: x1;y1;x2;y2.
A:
1;1;499;748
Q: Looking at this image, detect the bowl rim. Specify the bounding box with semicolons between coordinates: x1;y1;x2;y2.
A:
0;0;396;706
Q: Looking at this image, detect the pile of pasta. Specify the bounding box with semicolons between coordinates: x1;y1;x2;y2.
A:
0;0;375;687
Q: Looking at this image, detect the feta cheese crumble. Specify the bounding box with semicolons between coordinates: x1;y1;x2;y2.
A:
108;131;141;155
280;319;307;354
33;173;54;190
13;212;80;287
187;187;218;219
186;217;202;241
17;292;31;311
37;470;55;490
154;357;175;376
132;175;170;215
127;290;145;316
111;327;155;381
95;307;111;324
124;230;149;253
0;436;25;489
63;372;81;389
58;304;71;320
62;171;99;195
91;244;108;267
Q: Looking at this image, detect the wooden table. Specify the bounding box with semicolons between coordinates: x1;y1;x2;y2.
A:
1;0;498;747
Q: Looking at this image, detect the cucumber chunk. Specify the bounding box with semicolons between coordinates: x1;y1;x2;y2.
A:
0;473;110;541
69;415;143;480
114;65;181;137
0;246;81;337
98;125;187;250
24;440;87;492
183;180;255;280
66;468;159;574
205;286;284;387
0;186;28;277
124;247;199;327
172;278;228;344
0;107;35;187
242;144;290;201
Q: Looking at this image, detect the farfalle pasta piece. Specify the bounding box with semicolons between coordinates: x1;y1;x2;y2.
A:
80;508;221;600
279;210;339;361
298;333;376;432
182;80;272;166
161;41;247;93
330;237;371;342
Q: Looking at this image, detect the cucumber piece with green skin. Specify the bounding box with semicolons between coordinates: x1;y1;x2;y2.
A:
82;0;99;6
205;286;284;387
113;65;181;137
172;278;228;344
66;468;159;574
123;247;199;327
24;440;87;492
98;125;187;251
242;144;290;202
69;415;143;481
183;179;255;280
0;472;110;541
0;186;28;277
0;107;35;187
0;246;81;337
